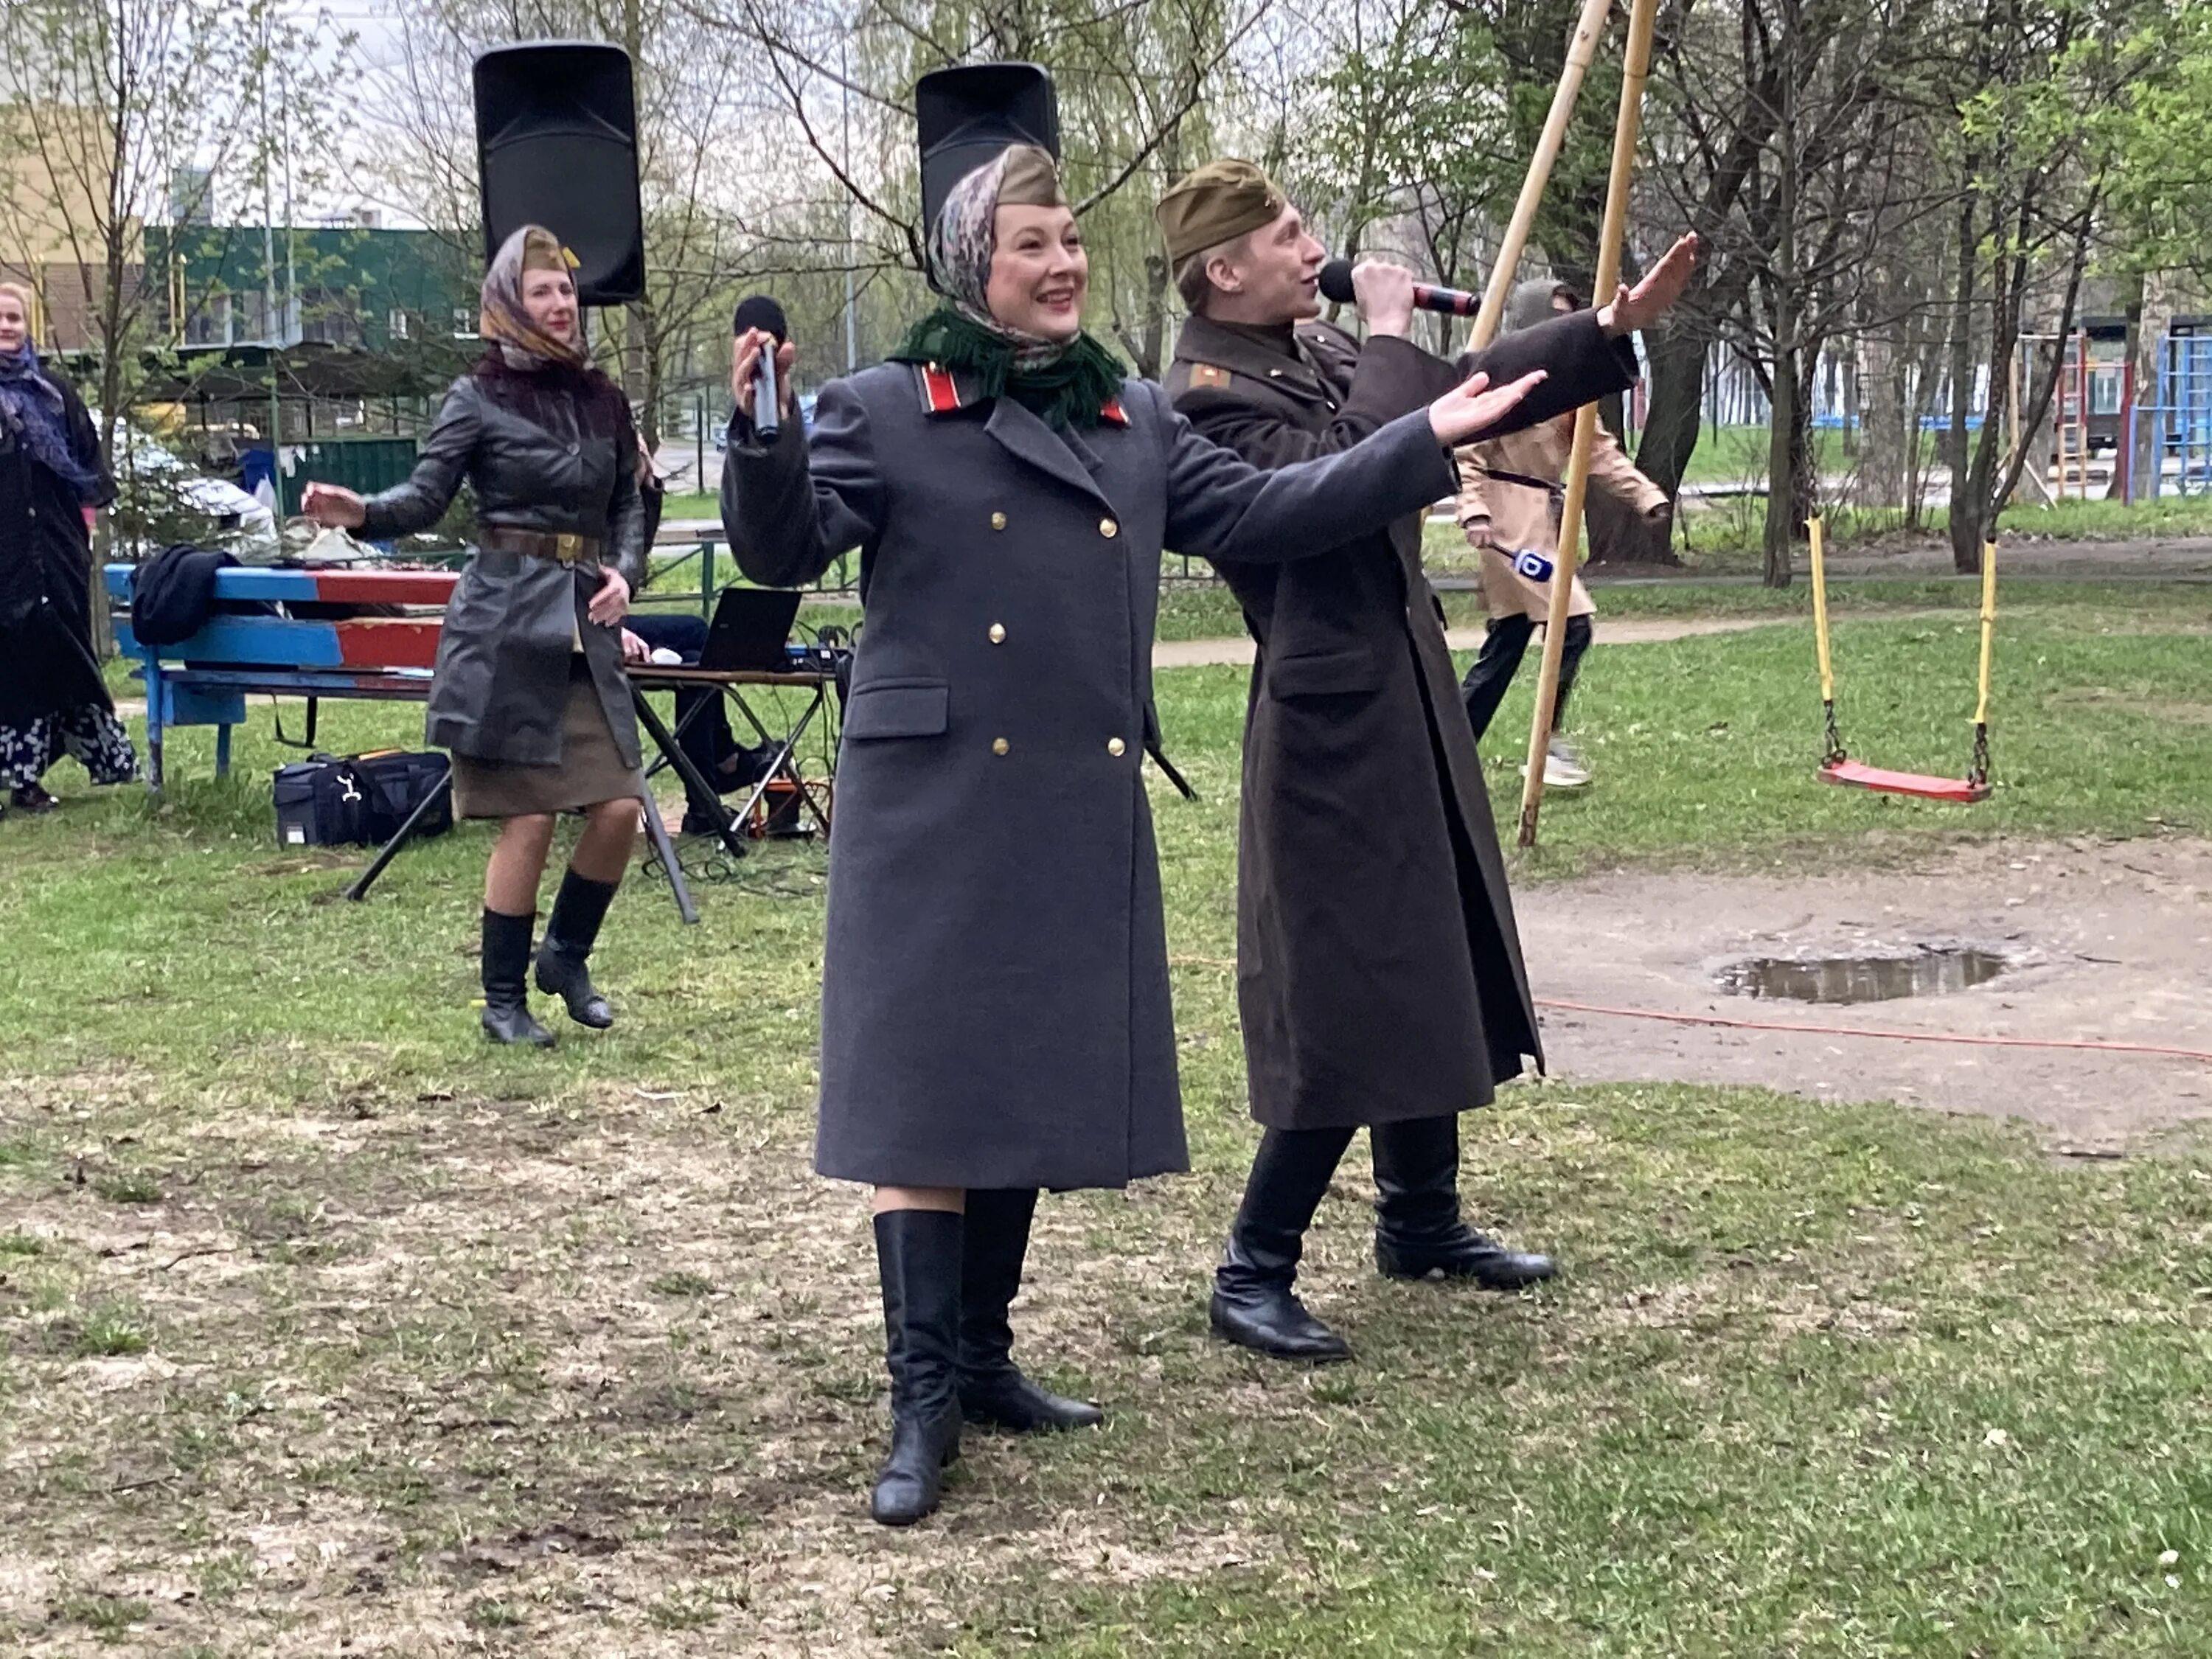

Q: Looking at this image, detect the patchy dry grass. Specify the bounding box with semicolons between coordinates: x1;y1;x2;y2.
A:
4;600;2211;1654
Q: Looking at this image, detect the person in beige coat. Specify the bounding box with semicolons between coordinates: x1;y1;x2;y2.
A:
1456;278;1671;787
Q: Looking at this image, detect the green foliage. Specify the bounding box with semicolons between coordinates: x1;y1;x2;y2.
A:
2096;0;2212;273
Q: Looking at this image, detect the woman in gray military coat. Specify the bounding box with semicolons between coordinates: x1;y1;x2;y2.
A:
722;137;1548;1527
303;226;648;1048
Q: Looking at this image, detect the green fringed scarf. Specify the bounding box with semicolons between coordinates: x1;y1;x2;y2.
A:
888;307;1127;431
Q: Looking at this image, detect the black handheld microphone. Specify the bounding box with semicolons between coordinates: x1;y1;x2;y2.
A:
1318;259;1481;319
732;295;790;439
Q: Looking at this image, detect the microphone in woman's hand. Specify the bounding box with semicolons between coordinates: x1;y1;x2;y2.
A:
733;296;790;439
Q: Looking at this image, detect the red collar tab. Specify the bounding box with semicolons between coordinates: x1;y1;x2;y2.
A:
917;362;1126;425
917;361;966;415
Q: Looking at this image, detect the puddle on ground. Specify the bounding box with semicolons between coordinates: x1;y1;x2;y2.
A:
1717;947;2008;1005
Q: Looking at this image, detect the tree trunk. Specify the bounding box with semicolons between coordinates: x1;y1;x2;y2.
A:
1761;18;1799;593
1943;194;1978;557
1857;331;1906;509
2122;270;2168;504
91;243;132;659
1790;349;1818;526
1762;328;1798;588
1635;326;1708;498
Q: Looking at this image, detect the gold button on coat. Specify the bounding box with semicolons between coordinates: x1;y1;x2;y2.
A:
988;623;1006;644
990;512;1006;530
1099;518;1119;538
1107;737;1127;757
992;737;1010;756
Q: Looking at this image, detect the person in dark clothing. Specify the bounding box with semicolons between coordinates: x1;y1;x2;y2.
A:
721;71;1549;1527
619;610;773;832
301;226;650;1046
0;282;136;816
1158;159;1696;1363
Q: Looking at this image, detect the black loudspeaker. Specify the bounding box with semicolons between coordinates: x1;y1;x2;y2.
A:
915;63;1060;232
473;41;645;306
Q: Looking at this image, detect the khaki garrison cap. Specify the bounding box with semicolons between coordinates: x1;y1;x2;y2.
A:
1155;159;1287;265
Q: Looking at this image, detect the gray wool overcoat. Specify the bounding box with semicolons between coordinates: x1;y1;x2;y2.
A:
720;362;1459;1191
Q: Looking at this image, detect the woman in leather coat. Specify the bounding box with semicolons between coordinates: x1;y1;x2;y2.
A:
302;226;648;1046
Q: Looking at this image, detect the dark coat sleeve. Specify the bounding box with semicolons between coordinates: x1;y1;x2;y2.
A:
1450;311;1640;437
1158;392;1457;566
1176;318;1636;478
56;375;114;509
360;378;479;540
1175;336;1443;467
719;378;882;588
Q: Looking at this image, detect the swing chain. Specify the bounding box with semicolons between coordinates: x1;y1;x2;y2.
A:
1821;699;1846;767
1969;721;1990;789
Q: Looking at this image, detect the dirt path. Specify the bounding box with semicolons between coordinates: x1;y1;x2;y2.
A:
1515;836;2212;1150
1152;613;1790;669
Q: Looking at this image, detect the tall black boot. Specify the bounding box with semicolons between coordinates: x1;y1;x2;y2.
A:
1371;1114;1554;1290
534;869;618;1029
1209;1127;1357;1363
480;909;554;1047
958;1189;1104;1433
869;1208;965;1526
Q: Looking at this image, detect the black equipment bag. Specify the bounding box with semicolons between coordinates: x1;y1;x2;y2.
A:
273;750;452;848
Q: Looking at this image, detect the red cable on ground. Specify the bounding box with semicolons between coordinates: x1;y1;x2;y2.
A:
1167;957;2212;1065
1533;998;2212;1065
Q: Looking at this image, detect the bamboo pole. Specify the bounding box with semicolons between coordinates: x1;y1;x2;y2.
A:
1972;539;1997;728
1466;0;1615;352
1808;515;1843;764
1517;0;1662;847
1969;538;1997;790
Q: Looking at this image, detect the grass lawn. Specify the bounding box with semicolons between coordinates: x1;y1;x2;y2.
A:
4;594;2209;1652
661;490;717;521
1672;490;2212;573
1671;422;1863;487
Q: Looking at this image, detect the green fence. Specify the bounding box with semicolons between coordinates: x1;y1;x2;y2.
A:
279;437;420;517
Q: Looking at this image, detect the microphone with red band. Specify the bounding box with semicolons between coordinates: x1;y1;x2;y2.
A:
1318;259;1481;319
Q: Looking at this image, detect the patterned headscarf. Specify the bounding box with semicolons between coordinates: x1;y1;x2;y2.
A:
925;145;1074;372
479;226;588;371
0;282;102;498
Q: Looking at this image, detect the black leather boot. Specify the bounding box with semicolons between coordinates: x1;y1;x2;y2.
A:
958;1188;1104;1433
869;1208;964;1526
1371;1114;1555;1289
480;909;554;1047
1209;1127;1357;1363
534;869;618;1029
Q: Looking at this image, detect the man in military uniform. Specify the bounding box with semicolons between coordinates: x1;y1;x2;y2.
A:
1159;160;1696;1361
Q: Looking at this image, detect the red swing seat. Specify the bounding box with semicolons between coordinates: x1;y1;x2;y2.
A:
1818;759;1990;804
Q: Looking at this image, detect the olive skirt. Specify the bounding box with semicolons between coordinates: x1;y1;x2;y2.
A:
451;658;645;820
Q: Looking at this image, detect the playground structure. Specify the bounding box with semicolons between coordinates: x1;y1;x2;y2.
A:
2021;315;2212;504
2136;324;2212;500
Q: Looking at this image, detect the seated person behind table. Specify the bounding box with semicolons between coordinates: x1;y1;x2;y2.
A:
621;612;774;834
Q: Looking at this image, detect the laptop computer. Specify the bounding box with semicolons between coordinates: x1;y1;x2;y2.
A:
699;585;804;672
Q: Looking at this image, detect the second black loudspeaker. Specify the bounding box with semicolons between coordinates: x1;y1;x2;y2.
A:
473;41;645;306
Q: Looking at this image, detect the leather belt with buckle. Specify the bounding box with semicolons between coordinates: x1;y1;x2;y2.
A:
482;526;601;565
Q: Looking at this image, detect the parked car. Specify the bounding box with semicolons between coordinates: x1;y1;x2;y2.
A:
713;392;818;451
96;416;282;561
